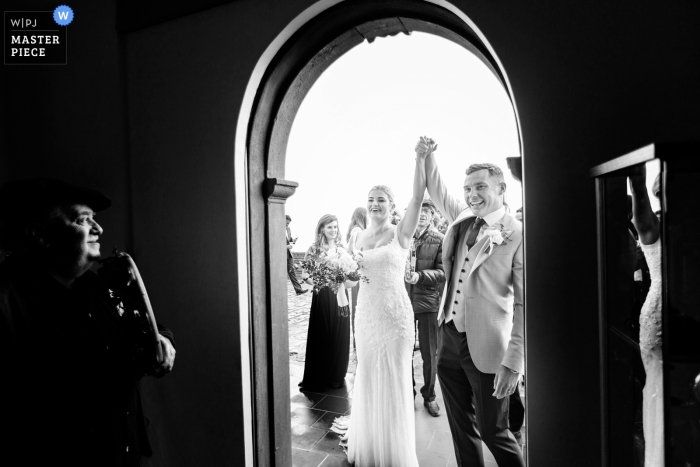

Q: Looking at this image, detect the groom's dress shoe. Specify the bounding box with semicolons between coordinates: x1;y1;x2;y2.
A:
424;401;440;417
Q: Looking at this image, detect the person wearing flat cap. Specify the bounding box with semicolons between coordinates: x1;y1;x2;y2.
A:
404;196;446;417
0;179;175;467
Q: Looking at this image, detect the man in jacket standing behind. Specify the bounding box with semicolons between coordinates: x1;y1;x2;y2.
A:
405;197;446;416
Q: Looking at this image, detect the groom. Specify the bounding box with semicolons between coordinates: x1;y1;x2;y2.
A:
417;138;525;467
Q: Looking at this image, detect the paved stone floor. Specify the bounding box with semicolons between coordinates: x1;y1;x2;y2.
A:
287;279;525;467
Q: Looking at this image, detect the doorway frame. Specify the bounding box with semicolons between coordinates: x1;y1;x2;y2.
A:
242;1;522;465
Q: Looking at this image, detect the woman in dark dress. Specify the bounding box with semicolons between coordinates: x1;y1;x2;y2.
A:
299;214;351;390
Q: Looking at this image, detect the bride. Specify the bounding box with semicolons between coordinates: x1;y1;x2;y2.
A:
345;138;428;466
629;167;663;466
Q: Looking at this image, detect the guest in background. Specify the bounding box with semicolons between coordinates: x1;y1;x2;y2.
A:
515;207;523;222
299;214;351;390
431;210;444;230
404;197;445;416
286;215;308;296
346;207;368;350
391;209;403;225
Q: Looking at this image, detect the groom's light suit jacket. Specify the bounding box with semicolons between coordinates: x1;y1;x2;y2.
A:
427;168;524;375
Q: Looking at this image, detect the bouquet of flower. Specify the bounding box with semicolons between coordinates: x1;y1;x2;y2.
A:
301;247;368;317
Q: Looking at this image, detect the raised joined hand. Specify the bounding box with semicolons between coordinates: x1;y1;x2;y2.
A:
415;136;438;160
628;163;647;190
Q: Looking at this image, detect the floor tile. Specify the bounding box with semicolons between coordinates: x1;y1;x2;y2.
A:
428;429;454;453
300;391;327;406
312;394;351;413
416;447;450;467
319;384;351;398
311;411;344;430
291;425;328;450
446;452;502;467
292;448;328;467
415;426;436;451
291;407;326;427
291;393;316;410
415;408;452;431
312;431;346;457
318;454;352;466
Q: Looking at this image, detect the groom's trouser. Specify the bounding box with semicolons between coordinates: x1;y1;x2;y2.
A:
412;312;439;402
437;320;525;467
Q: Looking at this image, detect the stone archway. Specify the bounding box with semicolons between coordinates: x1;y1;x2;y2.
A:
245;1;521;464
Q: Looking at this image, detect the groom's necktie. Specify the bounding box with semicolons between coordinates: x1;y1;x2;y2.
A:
466;218;485;249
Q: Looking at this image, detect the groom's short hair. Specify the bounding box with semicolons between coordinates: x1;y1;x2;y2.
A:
466;163;505;184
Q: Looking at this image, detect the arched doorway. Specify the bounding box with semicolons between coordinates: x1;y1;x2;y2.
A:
244;1;522;464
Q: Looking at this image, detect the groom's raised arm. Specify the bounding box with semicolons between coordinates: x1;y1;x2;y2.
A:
425;151;468;225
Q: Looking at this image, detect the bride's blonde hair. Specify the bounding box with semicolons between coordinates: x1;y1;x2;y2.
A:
368;185;396;210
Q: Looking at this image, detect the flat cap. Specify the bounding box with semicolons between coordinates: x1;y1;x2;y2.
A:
421;196;436;211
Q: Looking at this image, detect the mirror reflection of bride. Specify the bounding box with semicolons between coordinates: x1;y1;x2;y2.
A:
629;167;663;467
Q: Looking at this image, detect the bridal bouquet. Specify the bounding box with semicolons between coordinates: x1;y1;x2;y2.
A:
301;247;367;317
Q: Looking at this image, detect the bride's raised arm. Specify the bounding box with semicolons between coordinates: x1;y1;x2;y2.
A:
397;137;431;248
628;164;660;245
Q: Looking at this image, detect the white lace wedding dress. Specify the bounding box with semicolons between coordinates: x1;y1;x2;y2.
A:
347;229;419;466
640;238;664;466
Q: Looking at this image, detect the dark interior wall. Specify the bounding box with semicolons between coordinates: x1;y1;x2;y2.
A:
2;0;129;266
123;1;317;465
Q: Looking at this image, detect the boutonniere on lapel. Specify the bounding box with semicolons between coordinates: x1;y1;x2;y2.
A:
483;223;514;255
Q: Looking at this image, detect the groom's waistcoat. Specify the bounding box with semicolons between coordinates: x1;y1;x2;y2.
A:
443;217;485;332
